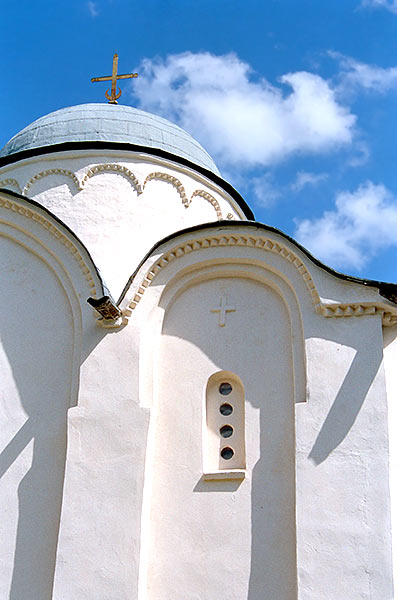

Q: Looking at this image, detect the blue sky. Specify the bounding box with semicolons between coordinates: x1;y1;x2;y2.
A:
1;0;397;282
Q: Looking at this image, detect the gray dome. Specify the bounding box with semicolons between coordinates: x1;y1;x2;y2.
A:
0;103;220;175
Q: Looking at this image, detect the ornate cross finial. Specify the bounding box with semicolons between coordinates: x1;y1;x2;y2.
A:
91;53;138;104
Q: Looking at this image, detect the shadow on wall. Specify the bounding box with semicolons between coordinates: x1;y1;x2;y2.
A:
309;322;383;466
0;239;74;600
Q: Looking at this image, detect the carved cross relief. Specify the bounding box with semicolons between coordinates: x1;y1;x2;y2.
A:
211;295;236;327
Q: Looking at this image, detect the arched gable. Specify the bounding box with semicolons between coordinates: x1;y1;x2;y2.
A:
0;188;108;396
0;189;105;314
119;224;397;328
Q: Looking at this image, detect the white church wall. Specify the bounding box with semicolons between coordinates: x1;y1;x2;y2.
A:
0;151;245;299
0;191;109;600
297;315;393;599
128;236;311;600
383;326;397;594
0;235;75;600
120;224;395;600
52;321;151;600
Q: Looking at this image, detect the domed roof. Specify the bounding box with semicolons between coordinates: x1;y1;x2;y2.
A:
0;103;220;175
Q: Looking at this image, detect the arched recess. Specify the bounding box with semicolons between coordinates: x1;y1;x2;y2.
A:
0;193;104;600
136;259;307;412
137;257;305;600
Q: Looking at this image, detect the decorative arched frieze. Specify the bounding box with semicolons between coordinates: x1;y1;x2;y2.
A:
0;195;101;297
0;178;22;193
144;173;223;219
80;163;143;194
121;233;397;326
15;164;225;220
144;172;189;207
191;189;222;219
24;169;81;195
23;164;143;196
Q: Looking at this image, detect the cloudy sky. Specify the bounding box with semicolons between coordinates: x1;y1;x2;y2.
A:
1;0;397;281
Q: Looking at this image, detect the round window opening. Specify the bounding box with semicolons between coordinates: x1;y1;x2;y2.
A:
219;403;233;416
219;382;232;395
221;447;234;460
220;425;234;438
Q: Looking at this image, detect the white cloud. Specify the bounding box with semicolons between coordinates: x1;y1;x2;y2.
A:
331;51;397;93
361;0;397;14
346;141;370;167
295;181;397;269
87;1;99;17
291;171;328;192
251;174;281;207
132;52;356;169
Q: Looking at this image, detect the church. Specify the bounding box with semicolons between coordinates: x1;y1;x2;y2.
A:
0;60;397;600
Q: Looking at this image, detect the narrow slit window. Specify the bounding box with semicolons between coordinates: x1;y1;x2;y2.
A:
204;371;245;475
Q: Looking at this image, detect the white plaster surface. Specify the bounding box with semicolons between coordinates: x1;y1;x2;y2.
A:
52;325;150;600
297;320;393;599
0;237;73;599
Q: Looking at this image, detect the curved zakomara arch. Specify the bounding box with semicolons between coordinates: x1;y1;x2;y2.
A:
0;193;105;406
123;232;322;315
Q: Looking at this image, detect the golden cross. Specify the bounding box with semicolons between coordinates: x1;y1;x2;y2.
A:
91;53;138;104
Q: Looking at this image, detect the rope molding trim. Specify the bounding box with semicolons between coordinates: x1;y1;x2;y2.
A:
0;196;98;295
123;233;397;327
4;164;224;220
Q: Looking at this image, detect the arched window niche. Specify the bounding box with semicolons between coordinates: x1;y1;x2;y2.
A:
204;371;246;480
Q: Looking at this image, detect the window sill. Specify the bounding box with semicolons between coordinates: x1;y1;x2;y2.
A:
203;469;246;481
